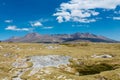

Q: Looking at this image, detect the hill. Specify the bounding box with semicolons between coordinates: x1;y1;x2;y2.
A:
4;32;118;43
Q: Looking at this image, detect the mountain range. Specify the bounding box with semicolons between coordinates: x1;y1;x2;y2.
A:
4;32;118;43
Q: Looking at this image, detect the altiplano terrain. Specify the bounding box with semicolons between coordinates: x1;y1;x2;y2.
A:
0;42;120;80
1;0;120;80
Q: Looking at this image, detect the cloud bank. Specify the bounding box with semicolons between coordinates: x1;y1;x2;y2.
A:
5;26;30;31
53;0;120;23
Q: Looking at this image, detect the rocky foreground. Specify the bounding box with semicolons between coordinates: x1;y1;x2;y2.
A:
5;54;120;80
11;55;71;80
0;42;120;80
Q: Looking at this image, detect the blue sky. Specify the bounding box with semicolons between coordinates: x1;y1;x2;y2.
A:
0;0;120;41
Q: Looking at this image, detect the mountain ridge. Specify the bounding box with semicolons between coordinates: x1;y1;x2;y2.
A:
4;32;118;43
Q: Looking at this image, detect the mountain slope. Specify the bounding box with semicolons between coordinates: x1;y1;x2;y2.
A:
4;32;118;43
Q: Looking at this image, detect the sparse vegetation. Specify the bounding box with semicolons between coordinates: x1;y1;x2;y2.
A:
60;42;90;47
0;42;120;80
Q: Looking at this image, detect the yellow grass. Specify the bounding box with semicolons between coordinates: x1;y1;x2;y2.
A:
0;42;120;80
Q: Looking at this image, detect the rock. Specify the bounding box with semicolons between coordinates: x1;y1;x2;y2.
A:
0;45;3;49
65;79;75;80
91;54;113;58
46;45;59;50
12;77;22;80
12;58;28;68
57;75;66;79
29;55;71;76
30;55;71;68
40;69;51;74
29;68;41;76
12;55;71;78
3;53;11;57
97;76;108;80
64;67;78;75
59;65;67;69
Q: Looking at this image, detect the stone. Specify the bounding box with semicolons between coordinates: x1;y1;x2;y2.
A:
91;54;113;58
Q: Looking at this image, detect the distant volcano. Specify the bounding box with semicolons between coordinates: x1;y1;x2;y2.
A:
4;32;118;43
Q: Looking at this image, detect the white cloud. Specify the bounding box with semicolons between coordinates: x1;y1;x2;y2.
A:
72;24;89;27
5;20;13;23
53;0;120;23
39;18;53;22
114;11;120;14
42;26;53;29
29;20;54;30
30;21;42;27
56;16;64;23
113;17;120;20
5;26;30;31
5;26;17;30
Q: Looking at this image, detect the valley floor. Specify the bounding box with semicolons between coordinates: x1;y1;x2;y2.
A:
0;42;120;80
